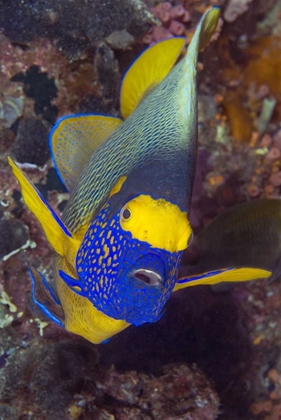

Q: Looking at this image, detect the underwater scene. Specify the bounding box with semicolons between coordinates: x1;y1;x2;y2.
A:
0;0;281;419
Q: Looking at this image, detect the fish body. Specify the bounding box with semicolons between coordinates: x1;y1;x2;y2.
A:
175;199;280;291
9;8;220;344
60;173;188;322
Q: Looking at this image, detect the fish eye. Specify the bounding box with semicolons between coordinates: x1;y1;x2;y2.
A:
122;207;131;220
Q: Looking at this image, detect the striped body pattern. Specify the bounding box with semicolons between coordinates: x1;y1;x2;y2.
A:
63;52;198;233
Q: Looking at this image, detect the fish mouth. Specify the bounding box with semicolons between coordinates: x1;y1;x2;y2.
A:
132;268;163;287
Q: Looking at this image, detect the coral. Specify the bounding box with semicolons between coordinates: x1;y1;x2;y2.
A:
0;287;16;328
224;0;253;23
0;289;17;314
95;363;220;419
143;1;223;46
0;35;121;121
246;129;281;199
0;33;122;133
143;2;191;44
0;95;24;128
0;325;219;420
199;124;281;203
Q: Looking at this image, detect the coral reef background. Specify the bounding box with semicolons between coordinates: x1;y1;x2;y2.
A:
1;0;281;419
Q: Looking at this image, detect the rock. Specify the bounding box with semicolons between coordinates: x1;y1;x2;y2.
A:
11;66;58;124
0;404;18;420
0;0;156;58
11;117;50;166
106;30;135;49
0;219;29;260
95;363;220;420
0;339;99;420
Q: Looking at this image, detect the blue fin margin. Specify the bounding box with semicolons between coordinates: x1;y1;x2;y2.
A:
29;267;64;327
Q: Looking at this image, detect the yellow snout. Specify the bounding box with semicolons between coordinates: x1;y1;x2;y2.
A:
120;195;192;253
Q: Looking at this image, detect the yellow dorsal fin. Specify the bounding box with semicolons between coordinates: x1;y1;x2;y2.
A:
50;114;123;192
173;267;271;292
8;157;80;262
120;7;220;120
120;37;185;119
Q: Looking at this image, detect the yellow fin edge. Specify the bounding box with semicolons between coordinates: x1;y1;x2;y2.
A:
120;37;185;119
173;267;271;291
8;157;80;261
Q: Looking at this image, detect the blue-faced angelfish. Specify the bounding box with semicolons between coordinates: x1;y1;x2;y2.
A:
175;199;280;292
8;8;220;344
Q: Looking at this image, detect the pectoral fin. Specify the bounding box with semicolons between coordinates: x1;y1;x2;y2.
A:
173;266;272;292
120;37;185;119
50;114;123;192
8;157;79;260
59;270;84;295
29;267;64;326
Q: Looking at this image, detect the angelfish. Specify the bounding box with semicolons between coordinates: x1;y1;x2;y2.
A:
175;199;278;291
8;8;220;344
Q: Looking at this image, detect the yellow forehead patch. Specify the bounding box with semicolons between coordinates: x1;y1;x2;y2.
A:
120;195;192;252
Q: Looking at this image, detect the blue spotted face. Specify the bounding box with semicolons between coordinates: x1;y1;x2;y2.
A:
59;202;183;326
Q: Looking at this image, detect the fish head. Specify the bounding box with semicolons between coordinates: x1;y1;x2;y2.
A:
62;171;193;326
